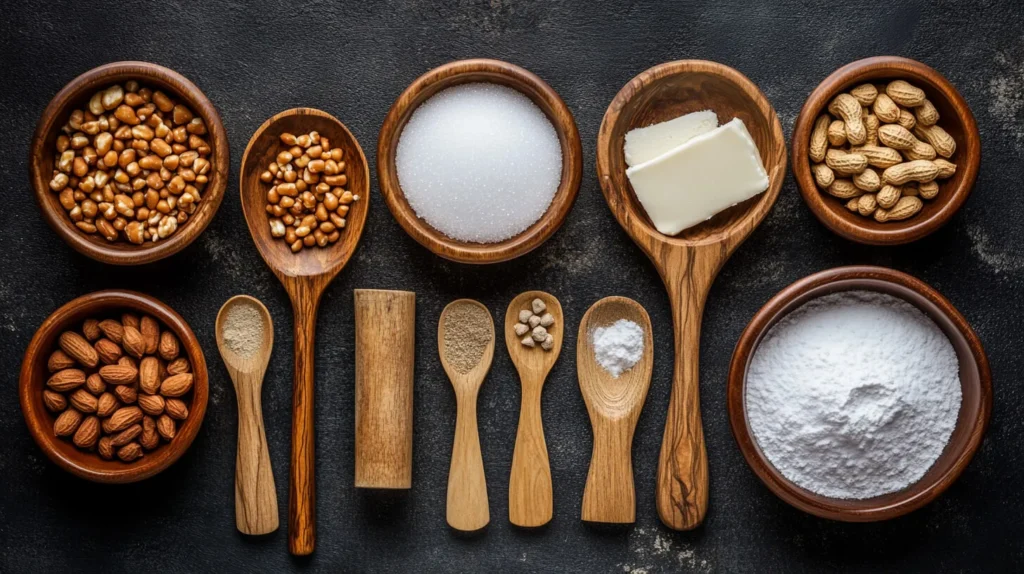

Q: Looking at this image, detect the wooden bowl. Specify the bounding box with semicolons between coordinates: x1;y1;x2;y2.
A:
29;61;229;265
727;266;991;521
792;56;980;245
19;290;209;483
377;58;582;264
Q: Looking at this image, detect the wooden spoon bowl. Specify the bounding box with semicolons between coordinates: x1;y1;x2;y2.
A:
792;56;981;245
597;60;786;530
30;61;229;265
727;266;991;521
378;58;582;264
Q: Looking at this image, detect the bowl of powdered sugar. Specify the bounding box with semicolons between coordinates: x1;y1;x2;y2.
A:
727;266;991;522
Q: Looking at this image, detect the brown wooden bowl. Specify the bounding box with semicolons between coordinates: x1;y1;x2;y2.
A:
29;61;229;265
19;290;209;483
792;56;980;245
377;58;582;264
727;266;991;521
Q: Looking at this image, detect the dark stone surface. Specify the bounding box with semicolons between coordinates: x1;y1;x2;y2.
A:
2;1;1022;571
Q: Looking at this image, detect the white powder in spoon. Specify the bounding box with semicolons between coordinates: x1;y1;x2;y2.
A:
592;319;644;378
745;290;961;500
222;301;265;358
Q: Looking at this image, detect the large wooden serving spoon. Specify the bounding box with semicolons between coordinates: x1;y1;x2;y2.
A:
596;61;786;530
577;296;653;524
241;108;369;554
504;291;563;527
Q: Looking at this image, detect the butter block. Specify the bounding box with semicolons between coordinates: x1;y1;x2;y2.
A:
625;118;769;236
624;110;718;167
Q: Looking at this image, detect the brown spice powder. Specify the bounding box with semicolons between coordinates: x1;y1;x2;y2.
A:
443;302;492;374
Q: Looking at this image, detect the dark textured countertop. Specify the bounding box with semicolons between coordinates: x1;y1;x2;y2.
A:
2;1;1022;572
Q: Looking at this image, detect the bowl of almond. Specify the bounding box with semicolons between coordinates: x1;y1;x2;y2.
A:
792;56;980;245
19;290;208;483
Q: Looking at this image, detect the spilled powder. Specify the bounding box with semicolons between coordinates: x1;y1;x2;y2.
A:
443;302;492;374
222;300;264;357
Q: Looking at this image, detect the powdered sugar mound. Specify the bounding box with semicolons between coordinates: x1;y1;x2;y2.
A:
592;319;644;378
396;83;562;243
745;291;961;500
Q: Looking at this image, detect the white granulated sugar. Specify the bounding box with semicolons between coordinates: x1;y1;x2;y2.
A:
396;83;563;243
592;319;645;378
745;291;961;500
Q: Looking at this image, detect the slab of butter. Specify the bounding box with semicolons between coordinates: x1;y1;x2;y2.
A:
625;118;769;236
624;110;718;167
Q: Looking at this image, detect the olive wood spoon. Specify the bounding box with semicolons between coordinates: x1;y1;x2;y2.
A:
504;291;563;527
596;61;786;529
438;299;495;531
577;297;653;523
216;295;279;535
240;108;369;554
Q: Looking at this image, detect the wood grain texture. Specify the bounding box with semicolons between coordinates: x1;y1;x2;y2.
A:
792;56;981;245
577;297;653;524
240;107;369;555
19;290;209;483
727;266;992;521
596;60;786;530
377;58;582;264
438;299;494;532
215;295;279;535
354;290;416;489
504;291;563;527
29;61;229;265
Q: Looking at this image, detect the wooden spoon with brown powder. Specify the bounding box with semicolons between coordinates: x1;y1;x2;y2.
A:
438;299;495;531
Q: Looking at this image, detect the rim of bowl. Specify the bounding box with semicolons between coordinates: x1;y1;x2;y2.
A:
19;289;209;483
29;61;229;265
791;56;980;245
727;265;991;521
377;58;583;264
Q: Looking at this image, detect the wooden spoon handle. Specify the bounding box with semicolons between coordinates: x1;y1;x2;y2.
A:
447;388;489;531
234;375;279;535
288;289;320;555
582;423;636;523
509;381;552;527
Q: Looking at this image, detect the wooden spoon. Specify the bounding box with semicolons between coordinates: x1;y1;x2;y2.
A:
240;108;369;554
438;299;495;531
596;61;786;530
576;297;653;524
216;295;279;535
504;291;563;527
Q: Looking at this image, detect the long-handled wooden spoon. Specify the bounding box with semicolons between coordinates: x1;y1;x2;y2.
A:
504;291;563;527
241;108;369;554
596;61;786;530
577;296;653;524
216;295;279;535
438;299;495;531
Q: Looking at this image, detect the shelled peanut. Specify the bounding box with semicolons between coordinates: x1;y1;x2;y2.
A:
262;131;360;253
43;312;194;462
809;80;957;222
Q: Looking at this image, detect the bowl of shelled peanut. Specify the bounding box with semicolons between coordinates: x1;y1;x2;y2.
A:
30;61;228;265
19;290;208;483
792;57;980;245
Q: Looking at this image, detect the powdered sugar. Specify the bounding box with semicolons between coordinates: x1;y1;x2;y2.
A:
592;319;644;378
745;290;961;500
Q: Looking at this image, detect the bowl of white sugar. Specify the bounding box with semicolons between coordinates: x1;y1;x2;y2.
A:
377;58;582;264
727;265;991;522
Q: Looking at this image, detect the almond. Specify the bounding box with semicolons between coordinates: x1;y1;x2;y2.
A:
82;319;102;341
139;356;161;394
47;349;76;372
94;338;122;365
43;390;66;412
166;357;190;375
114;384;138;404
99;364;138;385
110;423;142;447
47;368;86;392
138;393;165;416
98;319;124;344
73;416;100;448
141;416;159;450
98;436;114;460
140;315;160;354
117;442;143;462
118;355;136;369
160;373;193;397
59;331;99;368
121;312;140;329
103;406;143;433
97;392;118;417
165;398;189;420
158;331;179;361
54;408;83;436
156;414;176;440
122;325;145;358
85;373;106;395
69;388;98;413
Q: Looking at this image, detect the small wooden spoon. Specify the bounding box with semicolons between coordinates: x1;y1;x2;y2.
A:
438;299;495;531
504;291;563;527
216;295;279;535
577;297;653;524
240;108;369;554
